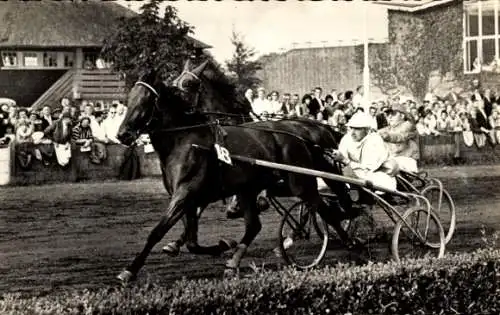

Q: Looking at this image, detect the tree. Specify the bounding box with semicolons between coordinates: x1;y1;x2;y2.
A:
101;0;196;87
225;30;262;95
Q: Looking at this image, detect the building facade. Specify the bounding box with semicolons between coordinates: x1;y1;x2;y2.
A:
258;0;500;101
0;0;209;109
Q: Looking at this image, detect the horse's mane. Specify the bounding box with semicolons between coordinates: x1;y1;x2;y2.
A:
200;61;250;114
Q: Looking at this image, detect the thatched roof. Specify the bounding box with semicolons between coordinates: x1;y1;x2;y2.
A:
0;0;211;49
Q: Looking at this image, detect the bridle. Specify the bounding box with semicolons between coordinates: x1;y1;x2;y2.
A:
173;70;201;113
131;81;161;135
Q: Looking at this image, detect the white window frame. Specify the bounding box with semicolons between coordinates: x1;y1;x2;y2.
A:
464;0;500;74
0;51;76;70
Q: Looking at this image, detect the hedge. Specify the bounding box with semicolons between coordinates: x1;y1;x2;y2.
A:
1;249;500;315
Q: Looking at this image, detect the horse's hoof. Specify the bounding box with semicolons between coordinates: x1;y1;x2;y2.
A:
272;247;283;258
117;270;135;284
219;239;237;252
162;242;180;256
225;258;239;269
223;267;238;279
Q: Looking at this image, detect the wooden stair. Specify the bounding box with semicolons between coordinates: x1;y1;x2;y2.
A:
75;69;127;101
31;69;75;111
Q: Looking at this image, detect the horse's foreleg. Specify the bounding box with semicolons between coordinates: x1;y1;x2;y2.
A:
225;192;261;270
117;190;189;283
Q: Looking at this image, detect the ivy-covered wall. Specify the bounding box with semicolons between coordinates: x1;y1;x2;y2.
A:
355;1;466;100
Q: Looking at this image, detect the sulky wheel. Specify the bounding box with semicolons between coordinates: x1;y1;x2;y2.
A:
277;200;329;270
391;206;445;264
420;185;456;245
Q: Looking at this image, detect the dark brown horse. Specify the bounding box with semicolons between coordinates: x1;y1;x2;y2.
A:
115;68;352;283
162;60;355;253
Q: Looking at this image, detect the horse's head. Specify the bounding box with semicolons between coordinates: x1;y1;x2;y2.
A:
117;70;164;146
171;59;208;107
117;69;196;146
171;59;251;124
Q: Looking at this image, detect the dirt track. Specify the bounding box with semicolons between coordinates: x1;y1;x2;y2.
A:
1;165;500;296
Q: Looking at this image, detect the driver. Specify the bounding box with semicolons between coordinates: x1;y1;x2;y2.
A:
330;112;398;192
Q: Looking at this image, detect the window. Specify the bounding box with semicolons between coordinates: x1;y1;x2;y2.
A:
1;52;17;67
83;52;98;69
63;52;75;68
464;1;500;73
43;52;58;67
23;52;38;67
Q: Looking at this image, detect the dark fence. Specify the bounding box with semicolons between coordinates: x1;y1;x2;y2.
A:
0;134;498;187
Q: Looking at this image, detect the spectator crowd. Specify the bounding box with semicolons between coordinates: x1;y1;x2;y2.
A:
0;98;128;146
245;78;500;148
0;97;138;168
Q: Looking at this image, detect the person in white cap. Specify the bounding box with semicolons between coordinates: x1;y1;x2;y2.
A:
330;112;398;191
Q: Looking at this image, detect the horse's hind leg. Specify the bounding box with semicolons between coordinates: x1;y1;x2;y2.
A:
163;205;237;257
225;191;262;270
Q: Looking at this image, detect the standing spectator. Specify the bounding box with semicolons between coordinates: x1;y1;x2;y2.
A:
290;93;305;117
308;87;324;119
352;85;369;112
301;94;313;119
469;107;488;147
269;91;282;115
40;106;54;131
280;93;295;117
252;87;271;117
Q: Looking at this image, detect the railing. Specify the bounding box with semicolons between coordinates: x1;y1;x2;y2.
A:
31;69;75;111
74;69;127;101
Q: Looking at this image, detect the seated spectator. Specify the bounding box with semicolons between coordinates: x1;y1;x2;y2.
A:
103;105;121;144
423;109;439;136
436;110;449;132
489;109;500;143
328;102;347;133
409;107;420;122
29;112;43;133
15;119;34;143
81;103;96;122
416;117;429;135
375;106;389;130
72;117;93;151
7;106;17;129
378;104;419;172
447;110;462;132
90;111;109;143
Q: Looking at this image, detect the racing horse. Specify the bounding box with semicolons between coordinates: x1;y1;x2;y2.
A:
161;59;354;255
115;68;352;283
